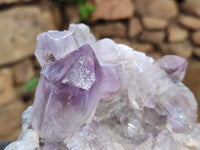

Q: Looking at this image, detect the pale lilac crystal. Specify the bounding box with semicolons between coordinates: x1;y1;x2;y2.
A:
128;61;173;109
67;120;115;150
159;83;197;133
154;55;188;81
143;105;167;127
178;124;200;148
101;64;124;100
69;24;96;47
5;24;200;150
35;30;79;67
96;91;150;149
154;129;185;150
41;142;68;150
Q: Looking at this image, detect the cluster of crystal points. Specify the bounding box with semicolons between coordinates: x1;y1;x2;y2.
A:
5;24;200;150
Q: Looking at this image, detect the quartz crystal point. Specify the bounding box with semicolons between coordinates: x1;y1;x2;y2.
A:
154;55;188;81
32;44;104;142
5;23;200;150
35;30;78;67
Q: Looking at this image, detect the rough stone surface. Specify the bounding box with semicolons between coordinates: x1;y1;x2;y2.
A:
129;17;142;38
0;5;59;66
13;59;35;85
91;0;134;21
92;22;126;38
168;25;188;43
0;100;26;139
0;68;15;106
65;4;80;24
159;42;193;59
194;47;200;58
0;0;32;4
3;127;22;141
147;52;162;59
139;31;165;44
192;31;200;45
132;43;154;53
184;60;200;105
134;0;178;20
142;17;168;29
179;15;200;30
113;38;154;53
182;0;200;17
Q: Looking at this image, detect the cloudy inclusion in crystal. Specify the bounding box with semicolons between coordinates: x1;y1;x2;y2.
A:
62;55;96;90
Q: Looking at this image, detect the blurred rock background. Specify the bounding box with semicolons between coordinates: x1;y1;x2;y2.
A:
0;0;200;141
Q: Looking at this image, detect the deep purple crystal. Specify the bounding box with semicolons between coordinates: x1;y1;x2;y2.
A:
32;44;104;142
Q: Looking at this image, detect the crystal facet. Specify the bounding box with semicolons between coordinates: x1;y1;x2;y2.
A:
154;55;188;81
5;23;200;150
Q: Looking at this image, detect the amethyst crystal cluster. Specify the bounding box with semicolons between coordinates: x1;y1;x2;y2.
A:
5;24;200;150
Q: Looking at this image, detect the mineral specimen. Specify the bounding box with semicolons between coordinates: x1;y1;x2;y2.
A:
5;24;200;150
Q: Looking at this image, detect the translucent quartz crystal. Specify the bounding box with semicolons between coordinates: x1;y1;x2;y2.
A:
159;83;197;133
128;59;173;109
32;44;104;142
5;24;200;150
41;142;68;150
154;129;186;150
154;55;188;81
35;30;78;67
67;120;115;150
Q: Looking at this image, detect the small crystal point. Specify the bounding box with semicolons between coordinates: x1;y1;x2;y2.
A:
35;30;78;67
154;55;188;81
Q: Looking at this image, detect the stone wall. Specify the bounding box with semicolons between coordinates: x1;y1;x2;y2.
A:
0;0;200;141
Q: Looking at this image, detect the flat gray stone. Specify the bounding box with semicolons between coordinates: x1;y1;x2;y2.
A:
0;5;59;66
91;0;134;21
0;68;15;106
92;22;126;38
139;31;165;44
182;0;200;17
134;0;178;20
159;42;193;59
